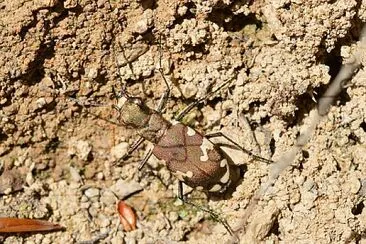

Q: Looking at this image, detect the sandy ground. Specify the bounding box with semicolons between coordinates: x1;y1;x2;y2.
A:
1;0;366;243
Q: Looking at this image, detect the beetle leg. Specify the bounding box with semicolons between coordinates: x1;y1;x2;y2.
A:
116;136;145;165
177;181;185;201
156;38;171;113
177;181;237;239
138;148;153;170
175;78;233;121
113;41;138;90
156;70;170;113
205;132;273;164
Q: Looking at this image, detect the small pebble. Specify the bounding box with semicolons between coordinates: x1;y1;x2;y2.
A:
110;142;129;160
99;215;111;228
84;188;100;198
109;179;142;199
100;190;116;205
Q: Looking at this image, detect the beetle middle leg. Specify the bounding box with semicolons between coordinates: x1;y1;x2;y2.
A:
116;136;145;165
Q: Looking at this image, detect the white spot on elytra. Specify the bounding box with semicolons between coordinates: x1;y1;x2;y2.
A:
209;184;222;192
220;167;230;184
200;138;214;162
220;159;228;168
173;170;193;181
171;120;180;125
187;127;196;136
196;186;204;191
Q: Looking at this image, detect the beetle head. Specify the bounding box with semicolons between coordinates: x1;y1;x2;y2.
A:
115;96;151;128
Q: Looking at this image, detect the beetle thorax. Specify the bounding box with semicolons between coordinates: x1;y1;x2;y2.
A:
138;112;171;144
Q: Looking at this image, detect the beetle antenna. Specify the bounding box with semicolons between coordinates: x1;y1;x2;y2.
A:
112;38;131;99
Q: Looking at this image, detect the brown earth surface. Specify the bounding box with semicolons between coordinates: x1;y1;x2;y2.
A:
1;0;366;243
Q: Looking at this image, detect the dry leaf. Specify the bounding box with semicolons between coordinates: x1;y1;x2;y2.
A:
116;200;137;231
0;218;63;233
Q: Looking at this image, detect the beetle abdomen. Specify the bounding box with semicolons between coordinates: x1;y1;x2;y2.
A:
152;123;240;193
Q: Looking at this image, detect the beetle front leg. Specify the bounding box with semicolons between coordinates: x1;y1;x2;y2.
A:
155;68;171;113
205;132;273;164
116;136;145;165
138;148;153;170
155;37;171;113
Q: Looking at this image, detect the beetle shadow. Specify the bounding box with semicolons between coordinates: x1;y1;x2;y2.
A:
208;163;247;202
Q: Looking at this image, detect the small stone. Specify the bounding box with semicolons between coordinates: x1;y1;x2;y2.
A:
35;98;47;108
0;169;24;194
98;215;111;228
109;179;142;199
0;97;7;104
96;172;104;180
110;142;129;161
168;211;179;222
64;0;77;8
177;6;188;16
181;82;198;98
134;19;149;34
86;67;98;80
100;190;116;205
3;187;12;195
359;179;366;196
80;202;91;209
110;233;124;244
133;9;154;34
69;166;83;183
88;206;99;217
80;195;89;203
68;139;92;161
345;176;361;194
84;187;100;199
42;76;54;87
25;171;34;186
125;237;137;244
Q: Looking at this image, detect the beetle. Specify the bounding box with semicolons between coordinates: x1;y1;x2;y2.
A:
116;95;241;197
113;67;272;201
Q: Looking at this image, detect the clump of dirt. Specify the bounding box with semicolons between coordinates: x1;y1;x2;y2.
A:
0;0;365;243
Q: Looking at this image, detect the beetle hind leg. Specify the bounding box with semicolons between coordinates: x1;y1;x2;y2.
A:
177;182;238;240
206;131;273;164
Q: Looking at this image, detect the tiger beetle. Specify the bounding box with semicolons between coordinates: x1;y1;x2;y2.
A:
111;44;273;238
